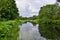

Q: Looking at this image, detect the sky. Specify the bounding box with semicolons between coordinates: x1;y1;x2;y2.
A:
15;0;56;17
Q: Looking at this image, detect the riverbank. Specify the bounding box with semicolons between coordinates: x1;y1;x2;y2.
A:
0;19;30;40
0;19;60;40
0;20;21;40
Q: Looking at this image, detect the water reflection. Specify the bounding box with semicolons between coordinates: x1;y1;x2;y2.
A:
38;24;60;40
18;22;60;40
19;22;46;40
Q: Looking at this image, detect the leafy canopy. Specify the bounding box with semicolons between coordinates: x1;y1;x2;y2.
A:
39;5;60;20
0;0;19;20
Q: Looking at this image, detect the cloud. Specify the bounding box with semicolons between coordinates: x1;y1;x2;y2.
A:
15;0;56;17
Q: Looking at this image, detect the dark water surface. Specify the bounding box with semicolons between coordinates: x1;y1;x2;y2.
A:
19;22;46;40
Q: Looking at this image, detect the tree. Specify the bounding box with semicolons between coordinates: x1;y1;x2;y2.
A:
39;5;60;20
0;0;19;20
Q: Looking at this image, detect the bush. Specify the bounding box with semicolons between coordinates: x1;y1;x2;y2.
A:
0;20;20;40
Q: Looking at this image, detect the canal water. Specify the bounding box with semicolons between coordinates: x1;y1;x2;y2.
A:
18;22;46;40
18;22;60;40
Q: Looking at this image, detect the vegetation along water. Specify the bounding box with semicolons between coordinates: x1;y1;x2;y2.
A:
0;0;60;40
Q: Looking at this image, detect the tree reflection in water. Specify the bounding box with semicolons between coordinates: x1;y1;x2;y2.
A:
38;24;60;40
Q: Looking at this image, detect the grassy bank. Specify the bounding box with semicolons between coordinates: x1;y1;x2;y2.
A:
0;20;21;40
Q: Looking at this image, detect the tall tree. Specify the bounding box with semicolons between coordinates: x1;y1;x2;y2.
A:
39;5;60;20
0;0;19;20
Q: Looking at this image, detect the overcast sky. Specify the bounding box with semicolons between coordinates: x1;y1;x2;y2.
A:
15;0;56;17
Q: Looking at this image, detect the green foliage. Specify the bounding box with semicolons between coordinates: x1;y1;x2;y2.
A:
0;20;20;40
19;16;28;20
0;0;19;20
38;4;60;39
39;5;60;20
28;15;38;20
